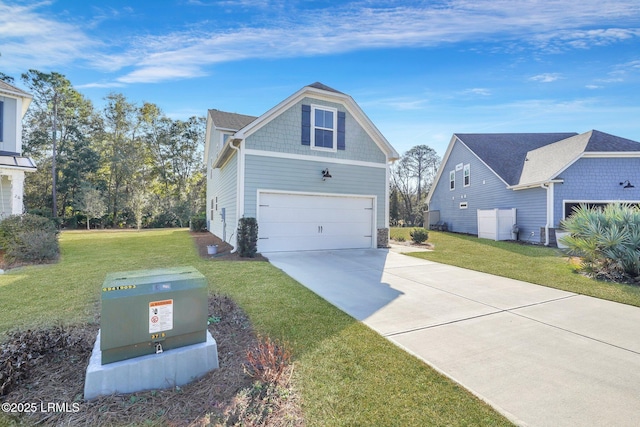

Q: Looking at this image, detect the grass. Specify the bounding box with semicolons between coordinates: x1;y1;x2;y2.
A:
391;227;640;307
0;229;511;426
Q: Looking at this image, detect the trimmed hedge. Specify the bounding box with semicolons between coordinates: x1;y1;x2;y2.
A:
237;217;258;258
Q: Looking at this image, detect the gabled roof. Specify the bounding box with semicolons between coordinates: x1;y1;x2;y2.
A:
0;80;33;117
207;82;399;168
518;130;640;188
0;80;32;98
427;129;640;203
456;133;577;186
307;82;345;94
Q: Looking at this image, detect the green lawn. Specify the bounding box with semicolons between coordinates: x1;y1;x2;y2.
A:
391;228;640;307
0;229;511;426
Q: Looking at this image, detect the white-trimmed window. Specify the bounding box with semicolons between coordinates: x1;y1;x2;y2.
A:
449;170;455;190
463;164;470;187
311;105;337;151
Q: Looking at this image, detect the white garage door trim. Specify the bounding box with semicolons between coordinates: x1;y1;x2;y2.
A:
257;190;376;253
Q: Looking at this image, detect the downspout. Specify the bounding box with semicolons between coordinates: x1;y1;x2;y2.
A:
229;140;242;253
540;182;554;246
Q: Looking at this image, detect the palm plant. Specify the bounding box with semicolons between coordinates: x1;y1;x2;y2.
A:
560;203;640;282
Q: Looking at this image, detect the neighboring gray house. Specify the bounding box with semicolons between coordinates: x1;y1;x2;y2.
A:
0;80;36;219
426;130;640;246
204;82;399;252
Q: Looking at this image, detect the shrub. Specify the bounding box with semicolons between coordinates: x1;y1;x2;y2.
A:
409;228;429;244
560;203;640;282
244;336;292;385
237;217;258;258
0;214;59;265
190;216;207;232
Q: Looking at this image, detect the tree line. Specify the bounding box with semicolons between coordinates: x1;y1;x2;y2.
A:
390;145;441;227
4;70;206;229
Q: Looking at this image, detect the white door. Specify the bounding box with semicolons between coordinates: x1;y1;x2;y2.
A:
258;192;375;252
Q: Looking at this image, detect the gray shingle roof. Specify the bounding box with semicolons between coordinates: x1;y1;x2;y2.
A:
457;130;640;187
518;130;640;186
455;133;577;185
307;82;344;94
584;129;640;152
208;109;257;132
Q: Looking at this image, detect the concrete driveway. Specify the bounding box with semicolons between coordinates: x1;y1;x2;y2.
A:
267;248;640;427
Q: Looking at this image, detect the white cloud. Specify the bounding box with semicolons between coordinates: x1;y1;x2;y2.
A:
2;0;640;84
529;73;563;83
462;88;492;96
0;1;98;72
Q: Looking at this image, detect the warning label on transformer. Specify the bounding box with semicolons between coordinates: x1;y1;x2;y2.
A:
149;299;174;333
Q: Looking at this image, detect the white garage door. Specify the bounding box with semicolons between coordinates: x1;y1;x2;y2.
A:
258;192;375;252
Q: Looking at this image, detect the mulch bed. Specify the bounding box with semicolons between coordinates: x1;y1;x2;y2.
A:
1;230;304;426
191;232;269;262
1;295;265;426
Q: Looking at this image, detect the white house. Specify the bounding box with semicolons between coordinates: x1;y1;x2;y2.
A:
0;80;36;219
205;82;399;252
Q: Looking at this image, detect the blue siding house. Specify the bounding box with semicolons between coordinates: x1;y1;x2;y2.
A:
426;130;640;245
205;83;399;252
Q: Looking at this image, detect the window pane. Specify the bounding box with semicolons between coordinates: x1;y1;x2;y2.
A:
323;110;333;128
315;108;333;129
315;129;333;148
315;109;324;127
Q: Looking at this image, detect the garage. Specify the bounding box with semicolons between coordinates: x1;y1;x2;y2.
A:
257;192;375;252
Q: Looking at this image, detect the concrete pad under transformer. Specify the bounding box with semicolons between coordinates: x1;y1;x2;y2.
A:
84;330;219;400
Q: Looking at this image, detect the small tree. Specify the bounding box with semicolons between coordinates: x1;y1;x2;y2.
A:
237;217;258;258
75;186;106;230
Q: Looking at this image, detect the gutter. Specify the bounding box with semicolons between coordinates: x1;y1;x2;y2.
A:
508;179;563;191
540;182;555;246
228;139;242;253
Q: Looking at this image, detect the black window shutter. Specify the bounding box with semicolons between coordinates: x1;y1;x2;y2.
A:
301;104;310;146
337;111;345;150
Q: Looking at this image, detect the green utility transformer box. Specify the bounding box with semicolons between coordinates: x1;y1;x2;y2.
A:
100;267;208;365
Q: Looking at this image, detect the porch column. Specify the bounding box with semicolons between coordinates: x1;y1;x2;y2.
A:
3;170;25;216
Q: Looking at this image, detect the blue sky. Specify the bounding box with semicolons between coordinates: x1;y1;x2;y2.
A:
1;0;639;156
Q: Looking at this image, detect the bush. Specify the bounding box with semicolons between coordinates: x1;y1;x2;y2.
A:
237;217;258;258
190;216;207;232
560;203;640;282
0;214;59;265
409;228;429;244
8;230;59;263
244;336;292;385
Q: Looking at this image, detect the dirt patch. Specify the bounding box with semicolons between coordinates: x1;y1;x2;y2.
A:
191;232;269;262
1;295;302;426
